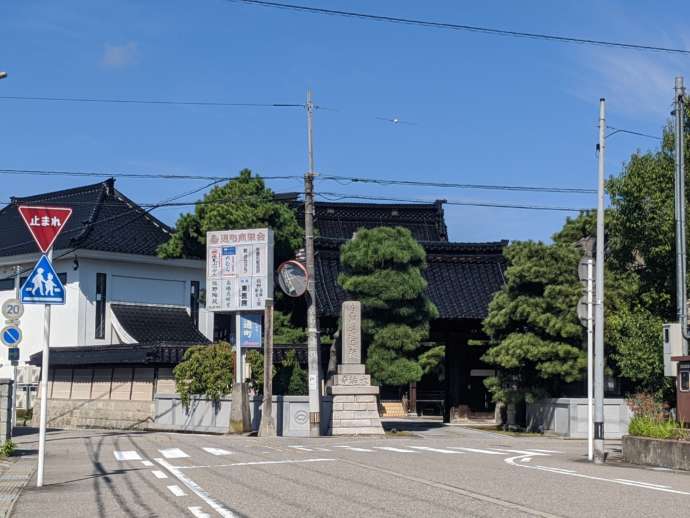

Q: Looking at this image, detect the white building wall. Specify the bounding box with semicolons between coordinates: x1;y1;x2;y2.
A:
0;253;208;379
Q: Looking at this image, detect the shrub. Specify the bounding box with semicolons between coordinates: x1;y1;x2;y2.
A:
626;392;687;441
173;342;234;407
0;440;15;457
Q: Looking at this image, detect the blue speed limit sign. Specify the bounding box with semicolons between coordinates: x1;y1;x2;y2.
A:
0;326;21;347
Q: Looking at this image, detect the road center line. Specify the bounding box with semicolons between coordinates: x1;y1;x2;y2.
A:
450;447;504;455
178;458;337;470
373;447;417;453
155;457;238;518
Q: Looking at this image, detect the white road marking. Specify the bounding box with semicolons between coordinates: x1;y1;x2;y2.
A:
407;446;463;454
334;445;374;452
167;485;186;497
504;454;690;496
156;458;237;518
528;449;562;454
113;451;141;461
152;470;168;479
179;458;336;470
520;457;532;463
493;449;548;456
160;448;190;459
188;507;212;518
142;460;154;467
202;447;232;456
287;445;313;452
450;447;504;455
373;446;417;453
535;465;576;474
614;479;671;489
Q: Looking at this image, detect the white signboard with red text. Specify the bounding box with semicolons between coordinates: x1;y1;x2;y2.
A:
206;228;274;312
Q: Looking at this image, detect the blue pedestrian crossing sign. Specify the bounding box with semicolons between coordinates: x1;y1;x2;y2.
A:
20;254;66;304
1;326;21;347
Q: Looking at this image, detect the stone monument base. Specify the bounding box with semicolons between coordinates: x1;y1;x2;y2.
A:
327;365;384;436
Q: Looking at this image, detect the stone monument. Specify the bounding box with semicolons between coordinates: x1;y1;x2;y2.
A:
327;301;384;435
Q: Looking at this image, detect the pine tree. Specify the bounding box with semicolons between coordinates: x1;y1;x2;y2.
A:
338;227;438;386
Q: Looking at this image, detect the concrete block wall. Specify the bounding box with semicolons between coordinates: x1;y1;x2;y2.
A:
0;380;12;443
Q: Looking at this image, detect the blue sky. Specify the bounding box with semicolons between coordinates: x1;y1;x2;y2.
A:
1;1;688;243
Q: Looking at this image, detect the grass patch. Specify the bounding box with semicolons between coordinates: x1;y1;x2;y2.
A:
0;440;15;458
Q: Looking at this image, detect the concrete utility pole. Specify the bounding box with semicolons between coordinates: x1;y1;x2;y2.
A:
586;258;594;462
594;98;606;464
674;77;688;354
259;299;276;437
305;89;321;436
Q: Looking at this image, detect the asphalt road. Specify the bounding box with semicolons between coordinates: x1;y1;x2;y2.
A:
9;423;690;517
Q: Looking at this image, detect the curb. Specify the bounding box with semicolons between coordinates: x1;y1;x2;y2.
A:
0;457;35;518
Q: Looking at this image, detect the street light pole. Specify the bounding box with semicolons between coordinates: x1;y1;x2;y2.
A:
593;98;606;464
674;77;688;354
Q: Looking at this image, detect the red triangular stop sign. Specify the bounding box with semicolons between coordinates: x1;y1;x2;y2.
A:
17;206;73;253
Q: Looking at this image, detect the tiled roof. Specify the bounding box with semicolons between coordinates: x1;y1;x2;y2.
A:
315;238;507;320
0;179;172;257
29;343;192;366
111;303;210;345
294;199;448;242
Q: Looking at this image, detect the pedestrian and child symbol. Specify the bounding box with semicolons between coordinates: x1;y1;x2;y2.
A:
20;255;65;304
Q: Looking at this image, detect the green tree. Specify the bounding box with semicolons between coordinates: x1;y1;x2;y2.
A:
274;350;308;395
482;241;586;402
173;342;234;406
338;227;438;386
158;169;303;263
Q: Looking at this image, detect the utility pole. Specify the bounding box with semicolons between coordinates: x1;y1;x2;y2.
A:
586;257;594;462
593;98;606;464
259;298;276;437
305;89;321;436
674;77;688;355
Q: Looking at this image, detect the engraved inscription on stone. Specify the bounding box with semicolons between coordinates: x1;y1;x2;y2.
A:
341;301;361;364
341;375;368;386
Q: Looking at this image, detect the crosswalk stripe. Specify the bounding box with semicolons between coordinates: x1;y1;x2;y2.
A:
189;507;212;518
160;448;190;459
113;451;141;461
408;446;463;454
373;446;417;453
167;484;186;497
450;447;505;455
142;460;154;467
202;448;232;456
152;470;168;479
334;445;374;452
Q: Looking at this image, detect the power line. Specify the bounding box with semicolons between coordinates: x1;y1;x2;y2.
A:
228;0;690;55
0;168;596;194
317;192;587;212
319;175;597;194
0;168;303;182
605;126;662;141
0;95;304;108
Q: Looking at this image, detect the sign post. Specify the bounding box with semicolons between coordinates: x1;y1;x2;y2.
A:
206;228;274;432
17;205;72;488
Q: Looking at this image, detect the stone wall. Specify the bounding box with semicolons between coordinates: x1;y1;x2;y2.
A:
623;435;690;471
32;398;155;430
526;398;631;439
0;380;12;443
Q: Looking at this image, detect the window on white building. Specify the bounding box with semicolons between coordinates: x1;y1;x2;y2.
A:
95;273;107;339
190;280;200;327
